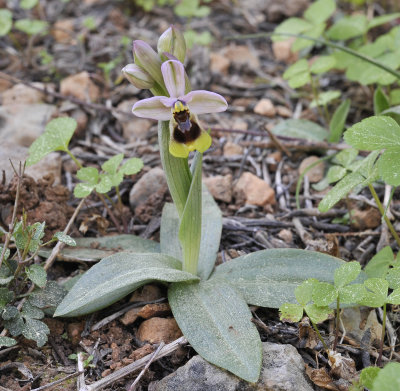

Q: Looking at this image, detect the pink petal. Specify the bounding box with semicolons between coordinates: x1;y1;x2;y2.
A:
132;96;172;120
184;91;228;115
161;60;185;98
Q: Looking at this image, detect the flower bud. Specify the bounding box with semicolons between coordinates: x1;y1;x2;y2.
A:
133;40;164;88
122;63;154;89
157;25;186;64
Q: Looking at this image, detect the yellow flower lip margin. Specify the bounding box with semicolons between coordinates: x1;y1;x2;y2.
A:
131;60;228;157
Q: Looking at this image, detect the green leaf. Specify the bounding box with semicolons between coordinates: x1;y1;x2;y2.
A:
53;232;76;246
304;0;336;24
4;312;24;336
20;0;39;9
326;14;368;40
26;117;77;166
327;166;347;183
95;174;113;193
304;303;332;324
318;171;365;212
312;282;337;306
371;362;400;391
74;183;94;198
339;284;366;304
374;87;390;116
0;336;17;348
21;301;44;319
29;281;67;309
120;157;144;175
360;366;380;389
387;287;400;304
0;9;12;36
14;19;48;35
386;268;400;290
282;59;311;88
26;265;47;288
295;278;317;306
209;249;351;308
378;148;400;186
2;306;19;320
344;116;400;150
22;318;50;347
368;13;400;30
169;279;262;382
334;261;361;288
179;153;202;275
0;288;14;309
272;119;329;142
55;253;199;317
272;17;313;42
74;167;99;197
329;99;351;143
310;55;337;74
102;153;124;174
364;246;394;278
292;23;326;52
359;278;388;307
279;303;303;322
161;186;222;281
389;89;400;105
310;90;341;108
333;148;358;168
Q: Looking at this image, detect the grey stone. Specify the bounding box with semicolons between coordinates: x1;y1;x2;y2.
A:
129;167;167;210
150;342;314;391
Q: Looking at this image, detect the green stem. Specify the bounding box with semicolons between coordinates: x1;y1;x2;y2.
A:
228;32;400;81
333;297;340;351
378;303;387;367
65;149;83;169
310;319;330;353
368;183;400;247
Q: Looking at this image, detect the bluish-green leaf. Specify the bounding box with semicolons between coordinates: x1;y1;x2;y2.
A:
169;279;262;382
22;318;50;347
53;232;76;246
27;117;77;166
26;265;47;288
344;116;400;150
0;336;17;348
55;253;198;317
209;249;351;308
272;119;329;142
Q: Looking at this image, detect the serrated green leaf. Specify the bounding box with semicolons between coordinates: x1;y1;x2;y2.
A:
21;301;44;319
374;87;390;116
310;90;341;108
120;157;144;175
344;116;400;150
310;56;337;74
26;265;47;288
360;278;388;307
318;171;364;212
339;284;366;304
305;303;332;324
2;306;19;320
327;166;347;183
53;232;76;246
312;282;337;306
279;303;303;322
0;9;12;36
179;153;202;275
0;288;14;309
55;253;198;317
334;261;361;288
272;17;313;42
272;119;329;142
14;19;48;35
209;249;354;308
329;99;351;143
326;14;368;40
304;0;335;24
365;246;394;278
378;148;400;186
22;318;50;347
386;268;400;290
29;281;67;309
371;362;400;391
169;279;262;382
0;336;17;348
27;117;77;166
333;148;358;168
101;153;124;174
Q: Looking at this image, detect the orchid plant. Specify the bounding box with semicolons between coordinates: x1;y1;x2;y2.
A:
55;26;358;383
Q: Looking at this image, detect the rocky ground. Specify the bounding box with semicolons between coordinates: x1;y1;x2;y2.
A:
1;0;400;390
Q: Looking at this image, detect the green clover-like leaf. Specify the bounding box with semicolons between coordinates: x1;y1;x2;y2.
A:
295;278;317;306
334;261;361;288
339;283;366;304
359;278;388;308
304;303;332;324
0;9;12;36
120;157;144;175
279;302;303;323
312;282;337;306
102;153;124;174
